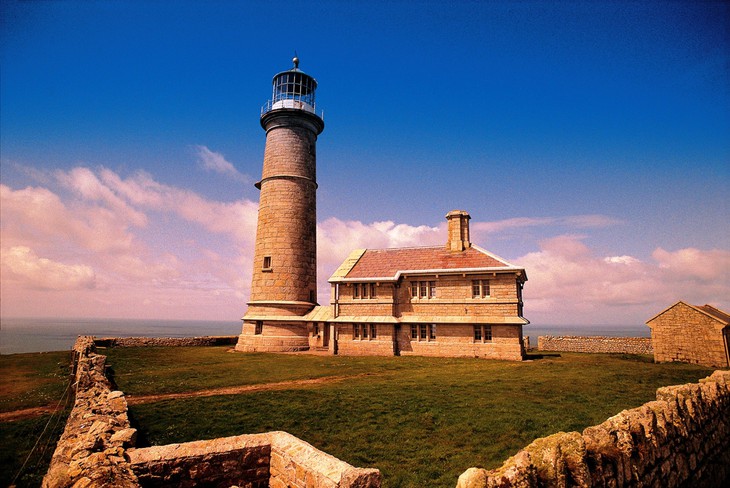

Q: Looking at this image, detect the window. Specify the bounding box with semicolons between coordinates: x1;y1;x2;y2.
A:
255;321;263;335
352;283;377;299
474;325;492;343
410;324;436;342
262;256;272;271
472;279;490;298
371;324;377;339
313;323;319;336
362;323;369;339
353;324;360;340
411;280;436;299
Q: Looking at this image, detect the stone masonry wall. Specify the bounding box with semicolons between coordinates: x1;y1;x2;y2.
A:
538;335;653;355
43;336;140;488
94;336;237;348
648;301;729;368
456;370;730;488
128;434;272;487
45;336;381;488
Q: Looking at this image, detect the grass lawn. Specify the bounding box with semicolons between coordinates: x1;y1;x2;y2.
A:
0;347;715;488
0;351;71;413
102;347;714;488
0;351;72;488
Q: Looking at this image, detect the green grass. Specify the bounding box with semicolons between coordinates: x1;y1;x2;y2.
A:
0;412;69;488
102;346;415;395
0;351;71;413
0;347;716;488
113;349;712;488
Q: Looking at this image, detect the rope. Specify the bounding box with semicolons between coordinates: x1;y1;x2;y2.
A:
9;368;74;486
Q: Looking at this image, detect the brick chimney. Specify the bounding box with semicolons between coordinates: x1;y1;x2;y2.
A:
446;210;471;252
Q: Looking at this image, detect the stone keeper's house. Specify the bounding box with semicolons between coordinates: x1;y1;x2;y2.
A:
321;210;528;360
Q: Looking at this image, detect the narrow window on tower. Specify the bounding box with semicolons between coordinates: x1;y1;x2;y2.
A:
255;321;263;335
262;256;272;271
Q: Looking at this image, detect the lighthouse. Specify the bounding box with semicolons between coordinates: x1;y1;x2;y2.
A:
236;57;324;352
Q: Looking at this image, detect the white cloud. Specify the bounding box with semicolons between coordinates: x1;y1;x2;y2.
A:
194;145;250;183
2;165;727;324
472;214;622;233
0;166;258;319
1;246;96;291
514;235;730;324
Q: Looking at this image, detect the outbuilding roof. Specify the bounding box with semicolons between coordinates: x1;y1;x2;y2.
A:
329;244;526;282
646;301;730;327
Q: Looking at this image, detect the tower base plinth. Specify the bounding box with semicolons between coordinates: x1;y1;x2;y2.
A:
234;320;309;353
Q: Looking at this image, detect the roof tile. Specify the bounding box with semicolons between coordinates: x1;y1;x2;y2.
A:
343;246;516;279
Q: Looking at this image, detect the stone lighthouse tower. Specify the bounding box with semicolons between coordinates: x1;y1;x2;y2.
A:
235;57;324;352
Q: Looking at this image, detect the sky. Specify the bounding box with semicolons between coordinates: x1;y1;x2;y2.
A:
1;0;728;326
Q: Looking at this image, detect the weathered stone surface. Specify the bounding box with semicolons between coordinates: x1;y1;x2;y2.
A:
43;336;140;488
538;335;653;355
457;370;730;487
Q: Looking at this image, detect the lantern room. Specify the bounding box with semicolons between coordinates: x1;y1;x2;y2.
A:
263;56;319;115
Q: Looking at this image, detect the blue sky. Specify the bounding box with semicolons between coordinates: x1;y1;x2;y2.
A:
1;1;728;325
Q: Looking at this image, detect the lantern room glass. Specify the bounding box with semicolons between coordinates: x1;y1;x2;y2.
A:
272;71;317;108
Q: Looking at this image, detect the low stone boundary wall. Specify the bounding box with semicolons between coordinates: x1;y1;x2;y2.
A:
538;335;653;355
456;370;730;487
43;336;140;488
94;336;238;348
128;434;271;487
268;431;381;488
44;336;381;488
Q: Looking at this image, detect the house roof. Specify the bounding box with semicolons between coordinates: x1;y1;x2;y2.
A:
329;244;526;282
646;301;730;327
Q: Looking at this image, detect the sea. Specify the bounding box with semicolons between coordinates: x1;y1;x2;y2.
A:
0;317;651;355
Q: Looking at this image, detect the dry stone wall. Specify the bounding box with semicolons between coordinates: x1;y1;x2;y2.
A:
94;336;237;348
456;370;730;487
44;336;381;488
43;336;140;488
538;336;653;355
128;434;271;487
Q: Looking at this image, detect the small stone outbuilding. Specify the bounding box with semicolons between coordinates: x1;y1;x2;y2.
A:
646;301;730;368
